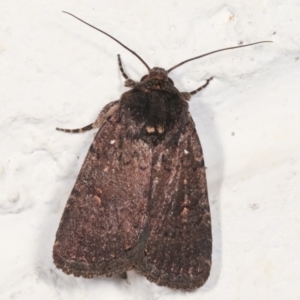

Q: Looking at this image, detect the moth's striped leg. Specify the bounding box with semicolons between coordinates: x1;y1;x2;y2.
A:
118;54;137;88
56;123;94;133
190;77;213;96
118;54;129;80
181;77;213;101
56;101;120;134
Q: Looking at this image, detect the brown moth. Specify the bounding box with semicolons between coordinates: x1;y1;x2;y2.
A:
53;12;271;290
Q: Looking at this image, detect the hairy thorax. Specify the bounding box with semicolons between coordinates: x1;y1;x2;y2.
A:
119;68;189;145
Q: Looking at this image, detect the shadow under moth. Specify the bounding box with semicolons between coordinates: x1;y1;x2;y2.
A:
53;11;271;290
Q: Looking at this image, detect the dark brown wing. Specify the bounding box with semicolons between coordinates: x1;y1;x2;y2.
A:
53;101;152;278
136;114;212;290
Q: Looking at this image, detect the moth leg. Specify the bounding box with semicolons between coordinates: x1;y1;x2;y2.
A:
181;77;213;101
118;54;137;88
189;77;213;96
118;54;129;80
56;123;94;133
56;101;120;133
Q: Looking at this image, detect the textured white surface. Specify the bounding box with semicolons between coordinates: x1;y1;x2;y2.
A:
1;1;300;299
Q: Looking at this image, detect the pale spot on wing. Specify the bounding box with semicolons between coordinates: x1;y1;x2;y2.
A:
157;125;164;134
204;259;212;266
110;140;115;144
146;126;155;133
94;195;102;204
184;149;189;154
181;207;189;216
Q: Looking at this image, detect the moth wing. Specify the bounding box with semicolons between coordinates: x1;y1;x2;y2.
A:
53;102;152;278
137;114;212;290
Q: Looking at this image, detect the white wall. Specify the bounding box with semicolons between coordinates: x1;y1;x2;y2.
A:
1;1;300;299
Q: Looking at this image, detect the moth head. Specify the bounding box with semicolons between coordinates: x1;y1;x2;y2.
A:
140;68;174;85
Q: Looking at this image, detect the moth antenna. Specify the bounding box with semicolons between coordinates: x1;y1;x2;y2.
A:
167;41;273;73
62;11;151;72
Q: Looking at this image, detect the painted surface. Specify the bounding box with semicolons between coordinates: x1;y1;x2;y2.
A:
1;1;300;299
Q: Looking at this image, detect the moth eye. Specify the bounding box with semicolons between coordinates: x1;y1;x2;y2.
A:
140;75;148;82
168;78;174;85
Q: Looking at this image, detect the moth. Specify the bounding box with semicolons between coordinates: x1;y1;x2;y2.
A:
53;12;271;290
